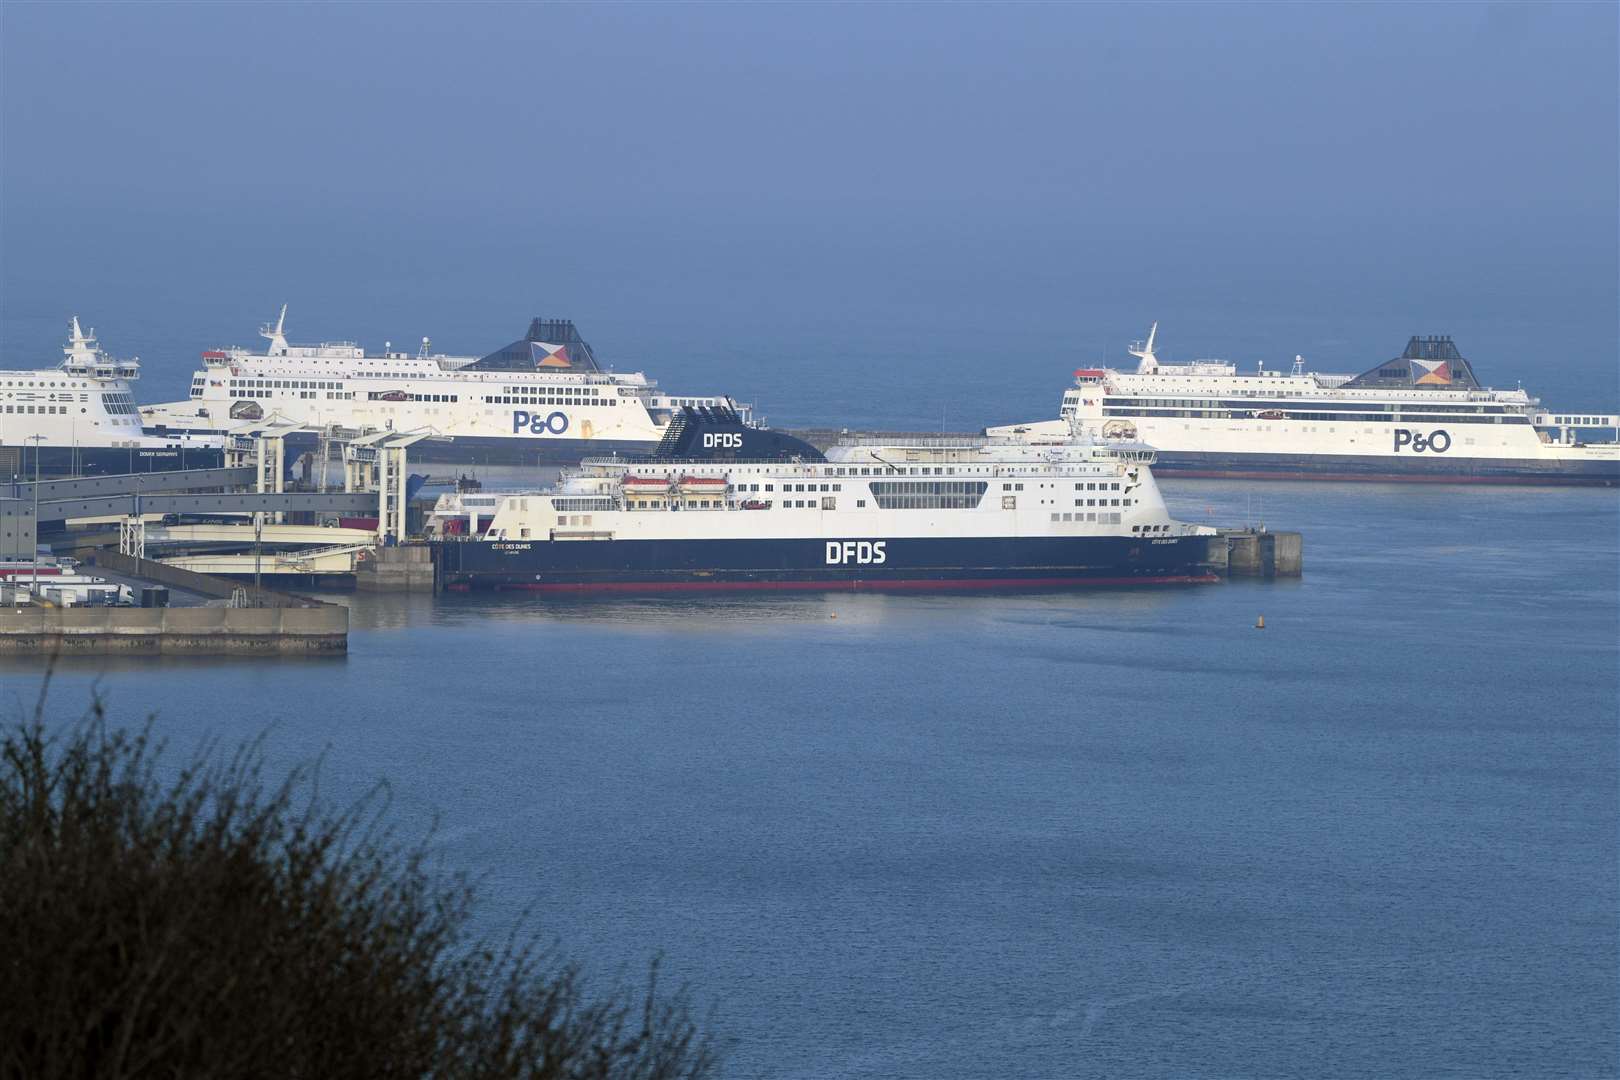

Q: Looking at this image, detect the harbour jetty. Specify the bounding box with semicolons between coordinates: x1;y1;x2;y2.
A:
1209;529;1304;578
0;604;347;656
1;553;346;656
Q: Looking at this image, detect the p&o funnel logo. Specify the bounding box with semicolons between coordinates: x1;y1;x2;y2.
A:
1411;358;1451;385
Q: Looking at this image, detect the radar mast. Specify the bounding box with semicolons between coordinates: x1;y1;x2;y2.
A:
1128;322;1160;374
260;304;290;355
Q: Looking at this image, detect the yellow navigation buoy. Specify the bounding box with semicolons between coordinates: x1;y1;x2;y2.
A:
1255;614;1265;630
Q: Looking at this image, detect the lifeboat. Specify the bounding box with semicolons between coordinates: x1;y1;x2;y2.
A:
677;475;728;493
622;475;670;491
1255;409;1287;420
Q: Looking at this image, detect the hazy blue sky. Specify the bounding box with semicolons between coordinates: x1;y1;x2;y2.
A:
2;1;1615;423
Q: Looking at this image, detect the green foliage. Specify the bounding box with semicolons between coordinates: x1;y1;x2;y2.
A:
0;689;718;1079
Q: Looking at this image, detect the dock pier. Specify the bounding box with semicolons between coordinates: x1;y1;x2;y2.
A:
355;545;435;592
1207;529;1303;578
3;552;347;655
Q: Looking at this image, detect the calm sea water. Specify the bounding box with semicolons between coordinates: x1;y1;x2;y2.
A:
6;480;1616;1079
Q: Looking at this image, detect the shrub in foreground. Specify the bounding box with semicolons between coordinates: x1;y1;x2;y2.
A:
0;699;718;1079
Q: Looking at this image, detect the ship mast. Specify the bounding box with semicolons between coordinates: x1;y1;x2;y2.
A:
1128;322;1160;374
260;303;290;355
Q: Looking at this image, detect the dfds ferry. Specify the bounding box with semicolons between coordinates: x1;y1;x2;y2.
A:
991;326;1619;485
142;307;746;466
429;407;1218;592
1;319;223;479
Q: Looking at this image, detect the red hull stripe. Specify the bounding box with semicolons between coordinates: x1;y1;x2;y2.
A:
484;574;1220;594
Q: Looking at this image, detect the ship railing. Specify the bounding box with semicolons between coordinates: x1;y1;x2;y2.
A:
832;434;1014;448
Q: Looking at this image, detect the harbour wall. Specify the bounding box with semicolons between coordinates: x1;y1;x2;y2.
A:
0;606;348;656
1209;530;1303;578
356;545;435;592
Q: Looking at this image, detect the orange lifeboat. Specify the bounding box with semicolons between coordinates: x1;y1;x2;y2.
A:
677;475;727;493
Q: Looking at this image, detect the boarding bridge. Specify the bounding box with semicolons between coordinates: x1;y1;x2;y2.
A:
141;524;378;547
160;544;374;577
17;428;443;582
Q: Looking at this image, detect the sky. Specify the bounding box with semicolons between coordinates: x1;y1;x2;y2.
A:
1;1;1615;424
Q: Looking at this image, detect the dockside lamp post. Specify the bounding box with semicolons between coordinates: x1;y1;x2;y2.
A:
27;435;44;597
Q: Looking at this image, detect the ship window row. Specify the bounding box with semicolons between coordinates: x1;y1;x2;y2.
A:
4;404;77;414
1075;482;1122;491
488;396;614;407
1077;498;1124;507
503;386;601;396
552;498;616;512
236;390;356;401
732;483;843;493
828;466;1007;477
1108;397;1506;415
231;379;344;390
364;392;461;402
869;480;987;509
1102;407;1527;425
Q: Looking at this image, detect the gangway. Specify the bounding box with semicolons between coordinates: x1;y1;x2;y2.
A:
142;524;377;547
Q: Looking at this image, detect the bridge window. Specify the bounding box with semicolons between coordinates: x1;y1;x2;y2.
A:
870;481;987;510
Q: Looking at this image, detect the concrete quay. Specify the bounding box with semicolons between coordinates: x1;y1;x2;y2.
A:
1206;529;1303;578
0;606;347;656
355;544;435;592
1;551;349;656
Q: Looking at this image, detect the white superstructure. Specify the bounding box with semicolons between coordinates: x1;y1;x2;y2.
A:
433;432;1210;546
2;319;223;478
142;307;746;464
990;325;1619;484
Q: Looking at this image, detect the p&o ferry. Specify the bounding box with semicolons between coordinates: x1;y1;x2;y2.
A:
2;319;223;479
429;407;1218;592
142;307;746;466
991;325;1619;485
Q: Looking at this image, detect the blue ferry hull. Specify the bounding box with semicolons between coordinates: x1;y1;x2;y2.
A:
2;443;225;480
405;436;652;467
1149;450;1618;486
436;534;1218;593
145;424;653;467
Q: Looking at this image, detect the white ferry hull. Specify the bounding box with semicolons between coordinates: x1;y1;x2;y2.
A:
144;312;739;467
3;317;227;480
994;329;1620;487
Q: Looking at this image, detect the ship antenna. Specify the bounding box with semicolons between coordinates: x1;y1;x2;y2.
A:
65;316;97;364
1127;321;1160;374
